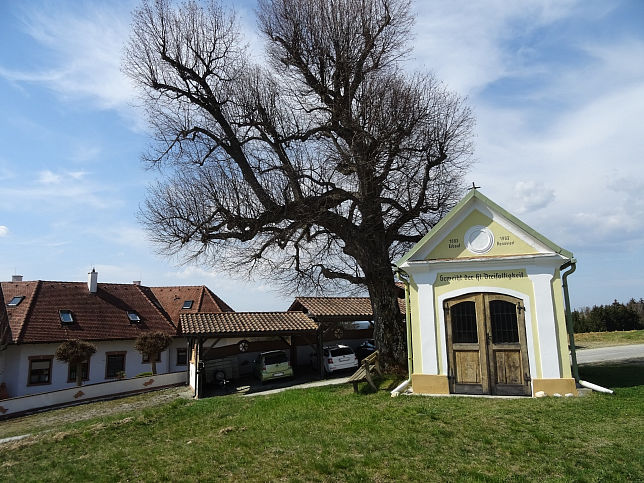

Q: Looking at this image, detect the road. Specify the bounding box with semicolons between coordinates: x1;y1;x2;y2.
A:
576;344;644;365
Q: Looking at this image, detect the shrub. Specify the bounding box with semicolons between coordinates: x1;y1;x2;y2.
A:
55;339;97;386
135;331;172;375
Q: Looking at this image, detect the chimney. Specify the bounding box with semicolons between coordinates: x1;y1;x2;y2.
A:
11;275;23;282
88;269;98;293
133;280;141;286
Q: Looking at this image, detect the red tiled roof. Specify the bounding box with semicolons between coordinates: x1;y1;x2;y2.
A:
180;312;318;336
1;281;178;344
289;297;374;319
1;281;40;343
148;285;234;323
0;284;10;347
289;296;406;319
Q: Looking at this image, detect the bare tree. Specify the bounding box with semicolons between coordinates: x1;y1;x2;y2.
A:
55;340;97;386
124;0;474;370
135;331;173;375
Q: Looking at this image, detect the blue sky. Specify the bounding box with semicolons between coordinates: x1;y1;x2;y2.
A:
1;0;642;311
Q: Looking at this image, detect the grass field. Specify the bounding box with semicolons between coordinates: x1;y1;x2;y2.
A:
574;329;644;349
1;363;642;482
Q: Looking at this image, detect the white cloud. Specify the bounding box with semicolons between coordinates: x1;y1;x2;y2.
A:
19;2;134;109
0;226;9;237
83;224;152;250
69;144;102;163
411;0;584;94
512;181;555;213
37;170;62;185
36;169;89;184
0;157;15;182
0;1;142;127
1;169;121;211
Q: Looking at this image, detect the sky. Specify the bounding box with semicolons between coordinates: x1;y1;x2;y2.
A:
0;0;642;311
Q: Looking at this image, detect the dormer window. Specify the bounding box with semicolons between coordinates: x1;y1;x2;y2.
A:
59;310;74;324
182;300;194;309
127;311;141;323
7;296;24;307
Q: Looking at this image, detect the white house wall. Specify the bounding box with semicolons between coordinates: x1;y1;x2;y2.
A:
2;338;188;399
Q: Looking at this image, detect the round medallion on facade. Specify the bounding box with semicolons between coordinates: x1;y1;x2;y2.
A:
464;225;494;254
238;339;249;352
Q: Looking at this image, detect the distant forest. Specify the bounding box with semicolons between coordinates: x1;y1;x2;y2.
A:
573;299;644;333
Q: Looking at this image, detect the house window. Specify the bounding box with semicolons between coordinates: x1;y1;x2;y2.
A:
142;352;162;363
127;311;141;323
176;348;187;366
105;352;126;379
182;300;194;309
28;356;53;385
68;360;90;383
59;309;74;324
7;296;24;307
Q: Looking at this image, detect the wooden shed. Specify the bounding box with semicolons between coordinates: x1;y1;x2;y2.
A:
396;189;578;397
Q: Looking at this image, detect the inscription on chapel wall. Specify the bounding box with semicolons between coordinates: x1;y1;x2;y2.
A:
438;271;526;283
496;235;515;246
443;233;517;250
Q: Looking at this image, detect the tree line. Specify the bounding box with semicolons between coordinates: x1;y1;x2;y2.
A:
572;299;644;333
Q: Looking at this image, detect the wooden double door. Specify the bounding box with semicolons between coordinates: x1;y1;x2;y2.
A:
444;293;531;396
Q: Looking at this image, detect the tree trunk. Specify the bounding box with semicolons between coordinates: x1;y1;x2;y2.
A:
75;362;83;387
364;261;407;373
151;355;158;375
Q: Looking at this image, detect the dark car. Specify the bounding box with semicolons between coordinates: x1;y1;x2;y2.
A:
355;339;376;362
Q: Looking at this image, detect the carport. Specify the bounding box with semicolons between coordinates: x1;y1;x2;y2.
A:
289;295;407;343
180;312;319;398
289;297;375;341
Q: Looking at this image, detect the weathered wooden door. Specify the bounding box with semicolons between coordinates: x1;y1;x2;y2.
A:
445;293;530;396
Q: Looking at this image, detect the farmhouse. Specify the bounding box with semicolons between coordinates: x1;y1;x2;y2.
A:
396;189;578;397
0;271;232;400
0;266;383;408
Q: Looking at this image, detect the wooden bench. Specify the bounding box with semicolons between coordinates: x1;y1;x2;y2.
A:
347;351;383;393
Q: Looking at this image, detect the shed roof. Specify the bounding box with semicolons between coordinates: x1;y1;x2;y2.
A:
180;312;318;337
288;295;405;321
288;297;374;320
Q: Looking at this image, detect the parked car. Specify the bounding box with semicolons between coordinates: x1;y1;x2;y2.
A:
355;339;376;362
254;350;293;383
321;344;358;374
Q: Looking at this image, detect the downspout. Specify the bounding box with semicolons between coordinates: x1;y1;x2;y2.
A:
560;259;613;395
391;267;413;397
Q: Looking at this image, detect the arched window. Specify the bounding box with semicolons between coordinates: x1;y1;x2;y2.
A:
489;300;519;343
451;301;478;343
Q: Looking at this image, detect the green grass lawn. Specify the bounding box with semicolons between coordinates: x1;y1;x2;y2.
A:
574;329;644;349
1;369;642;482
